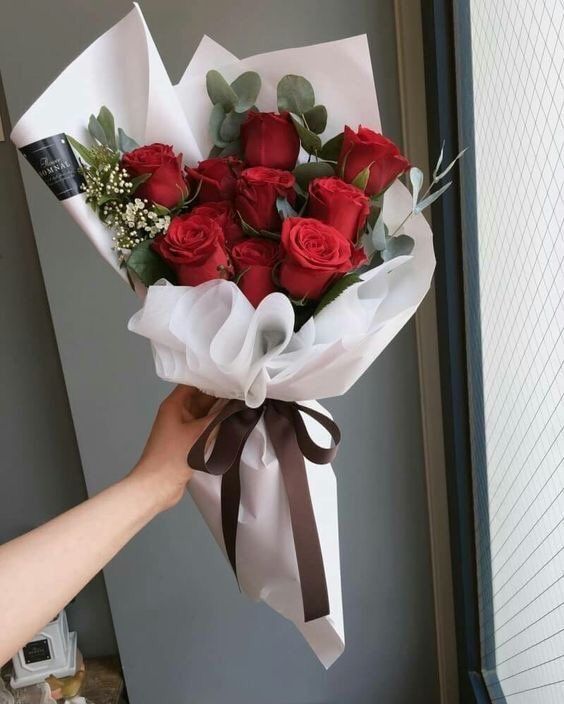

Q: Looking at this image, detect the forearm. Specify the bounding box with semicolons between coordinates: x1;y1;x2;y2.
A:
0;470;163;665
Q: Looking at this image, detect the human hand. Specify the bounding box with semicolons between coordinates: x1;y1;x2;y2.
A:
130;385;219;511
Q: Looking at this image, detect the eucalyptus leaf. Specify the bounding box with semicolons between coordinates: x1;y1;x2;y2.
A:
414;181;452;213
219;109;248;142
277;75;315;114
291;116;322;154
66;135;95;165
117;127;139;153
276;197;298;220
303;105;327;134
220;141;242;157
230;71;261;112
319;132;344;162
409;167;424;211
370;210;387;252
382;234;414;261
206;70;238;110
208;145;224;158
314;272;363;315
293;161;335;190
351;164;372;191
126;240;176;286
434;147;467;180
433;141;445;179
88;115;107;145
209;103;228;147
97;106;116;150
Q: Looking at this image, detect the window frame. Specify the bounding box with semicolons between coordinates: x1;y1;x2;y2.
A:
420;1;491;702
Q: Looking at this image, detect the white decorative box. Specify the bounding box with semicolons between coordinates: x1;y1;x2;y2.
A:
10;611;77;689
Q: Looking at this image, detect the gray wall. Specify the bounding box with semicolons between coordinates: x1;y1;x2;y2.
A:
0;1;439;702
0;78;117;656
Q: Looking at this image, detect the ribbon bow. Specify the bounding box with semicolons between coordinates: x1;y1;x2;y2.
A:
188;398;341;622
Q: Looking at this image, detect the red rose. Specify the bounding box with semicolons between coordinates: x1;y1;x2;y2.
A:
337;126;410;196
121;143;188;208
190;201;244;248
151;212;231;286
185;156;243;203
279;217;364;300
231;238;280;307
241;111;300;170
307;177;370;243
235;166;296;232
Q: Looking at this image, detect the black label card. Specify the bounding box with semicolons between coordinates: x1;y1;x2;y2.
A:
23;638;51;664
20;134;84;201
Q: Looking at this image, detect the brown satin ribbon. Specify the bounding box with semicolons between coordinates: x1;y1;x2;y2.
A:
187;398;341;623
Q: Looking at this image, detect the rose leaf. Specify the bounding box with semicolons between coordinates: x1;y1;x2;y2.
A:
314;272;363;316
293;161;335;190
319;132;344;161
126;240;177;287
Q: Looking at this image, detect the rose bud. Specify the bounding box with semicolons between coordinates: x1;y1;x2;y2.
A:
151;212;231;286
190;201;244;249
337;126;410;196
121;143;188;208
185;156;243;203
235;166;296;232
280;217;365;300
307;177;370;243
231;238;280;308
240;111;300;170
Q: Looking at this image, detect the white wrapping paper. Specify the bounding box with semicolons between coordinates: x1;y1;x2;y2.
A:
11;5;435;668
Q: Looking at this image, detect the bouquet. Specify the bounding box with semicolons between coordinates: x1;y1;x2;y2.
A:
11;5;459;667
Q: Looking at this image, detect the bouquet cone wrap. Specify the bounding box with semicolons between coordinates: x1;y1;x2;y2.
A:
12;6;435;668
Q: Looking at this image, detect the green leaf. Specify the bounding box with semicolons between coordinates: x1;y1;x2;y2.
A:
206;70;238;110
66;135;95;165
382;234;414;261
88;115;107;145
97;106;116;150
314;273;363;315
319;132;344;161
209;103;228;147
276;197;298;220
277;75;315;114
230;71;261;112
208;145;223;158
117;127;139;153
126;240;176;287
130;172;152;192
303;105;327;134
291;116;322;154
293;161;335;190
219;109;248;142
351;164;372;190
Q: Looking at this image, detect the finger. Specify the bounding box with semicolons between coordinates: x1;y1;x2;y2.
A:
189;391;217;420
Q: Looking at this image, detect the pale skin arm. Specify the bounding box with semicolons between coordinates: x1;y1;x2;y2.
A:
0;385;217;666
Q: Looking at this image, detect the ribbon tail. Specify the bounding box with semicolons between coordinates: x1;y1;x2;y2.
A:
265;404;330;623
220;452;241;580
